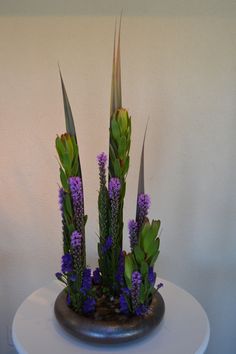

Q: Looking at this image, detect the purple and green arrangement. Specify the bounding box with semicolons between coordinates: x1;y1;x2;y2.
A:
55;21;162;317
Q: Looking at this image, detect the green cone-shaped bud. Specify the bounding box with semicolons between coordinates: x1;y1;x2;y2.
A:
55;133;79;180
109;108;131;181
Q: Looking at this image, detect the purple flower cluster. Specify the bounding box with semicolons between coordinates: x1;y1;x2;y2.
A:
80;268;92;295
97;152;107;188
69;177;84;233
135;304;148;316
128;219;138;251
131;271;142;312
58;188;64;215
82;297;96;314
92;268;101;285
109;178;121;200
70;230;83;249
148;267;156;286
137;193;151;229
61;253;73;273
102;235;112;254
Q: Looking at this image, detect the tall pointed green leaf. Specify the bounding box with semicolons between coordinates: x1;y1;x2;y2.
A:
58;67;83;180
136;120;149;219
59;68;77;141
116;14;122;110
110;20;117;118
110;14;122;118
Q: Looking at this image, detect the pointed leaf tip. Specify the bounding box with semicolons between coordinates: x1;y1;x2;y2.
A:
59;69;77;141
110;14;123;118
136;119;149;218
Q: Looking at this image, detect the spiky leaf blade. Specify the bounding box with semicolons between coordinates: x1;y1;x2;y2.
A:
136;120;149;219
110;14;122;118
59;69;77;140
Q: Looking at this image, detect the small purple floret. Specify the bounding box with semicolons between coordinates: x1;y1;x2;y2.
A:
97;152;108;187
80;268;92;295
132;271;142;285
69;177;84;233
131;271;142;311
93;268;101;285
97;152;107;167
102;236;112;254
148;267;156;286
135;304;148;316
109;178;121;200
70;230;83;249
157;282;164;290
137;193;151;229
55;272;63;280
58;188;64;214
138;193;151;211
61;253;73;273
82;297;96;314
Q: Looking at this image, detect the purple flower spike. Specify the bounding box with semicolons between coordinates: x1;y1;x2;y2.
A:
157;282;164;290
97;152;108;188
69;177;84;234
137;193;151;229
109;178;121;200
131;271;142;312
70;231;83;249
132;271;142;285
97;152;107;167
102;236;112;254
148;267;156;286
61;253;73;273
128;219;138;251
93;268;101;285
58;188;64;214
82;297;96;314
80;268;92;295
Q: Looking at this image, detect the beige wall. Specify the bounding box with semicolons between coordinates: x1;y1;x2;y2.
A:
0;16;235;354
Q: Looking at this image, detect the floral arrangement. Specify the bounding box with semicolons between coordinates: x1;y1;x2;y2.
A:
55;22;162;317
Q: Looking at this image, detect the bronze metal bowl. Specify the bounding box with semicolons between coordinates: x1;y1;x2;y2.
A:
54;290;165;344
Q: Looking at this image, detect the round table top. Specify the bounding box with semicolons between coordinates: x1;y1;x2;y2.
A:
12;279;210;354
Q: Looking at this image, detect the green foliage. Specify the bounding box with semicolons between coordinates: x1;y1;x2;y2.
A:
123;219;161;313
109;109;131;181
124;254;136;288
139;220;161;266
56;134;79;180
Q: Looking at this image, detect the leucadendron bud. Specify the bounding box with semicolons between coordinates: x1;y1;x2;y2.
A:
55;133;79;183
109;108;131;181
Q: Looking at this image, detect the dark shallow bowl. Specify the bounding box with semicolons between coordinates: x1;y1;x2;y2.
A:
54;290;165;344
